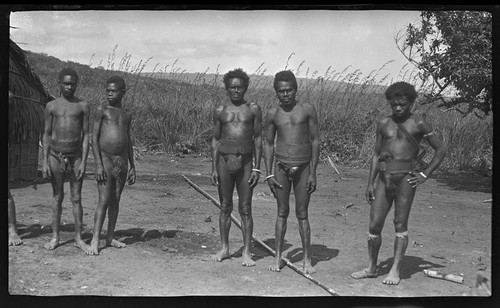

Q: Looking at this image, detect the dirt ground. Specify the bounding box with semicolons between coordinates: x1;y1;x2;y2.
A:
7;153;492;300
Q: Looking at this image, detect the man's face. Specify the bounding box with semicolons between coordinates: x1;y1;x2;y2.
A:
389;96;413;119
275;81;297;106
106;83;125;105
226;78;247;103
59;75;78;99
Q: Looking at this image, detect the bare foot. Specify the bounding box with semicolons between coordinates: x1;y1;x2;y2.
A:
351;268;378;279
74;238;90;251
44;238;60;250
267;259;285;272
9;232;23;246
85;239;100;256
241;253;256;267
382;271;400;285
302;259;316;274
211;249;230;262
107;239;126;248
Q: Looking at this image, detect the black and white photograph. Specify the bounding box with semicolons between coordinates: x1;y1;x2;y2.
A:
7;5;493;301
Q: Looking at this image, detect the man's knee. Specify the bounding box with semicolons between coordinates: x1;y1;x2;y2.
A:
393;218;408;232
238;202;252;216
70;194;82;204
277;206;289;219
220;200;233;215
53;193;64;203
295;209;308;220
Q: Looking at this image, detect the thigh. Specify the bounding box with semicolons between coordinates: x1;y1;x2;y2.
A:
49;155;65;195
69;156;84;196
235;159;253;206
293;164;311;213
217;156;235;204
370;177;393;226
275;163;292;211
393;174;416;224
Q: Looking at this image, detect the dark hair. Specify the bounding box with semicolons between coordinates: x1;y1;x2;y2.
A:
384;82;417;101
106;76;126;90
273;70;297;91
223;68;250;89
58;68;79;82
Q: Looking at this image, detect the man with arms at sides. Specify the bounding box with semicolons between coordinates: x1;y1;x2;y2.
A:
351;81;447;285
86;76;136;255
264;70;320;274
211;68;262;266
42;68;90;251
8;91;22;246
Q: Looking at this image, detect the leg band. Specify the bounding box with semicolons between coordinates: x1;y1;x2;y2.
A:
368;233;380;240
395;231;408;238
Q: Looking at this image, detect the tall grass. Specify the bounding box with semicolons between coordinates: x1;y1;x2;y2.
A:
27;49;492;175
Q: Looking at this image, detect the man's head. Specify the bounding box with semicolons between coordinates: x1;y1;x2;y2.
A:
223;68;249;103
58;68;79;99
385;82;417;119
273;70;298;106
106;76;126;105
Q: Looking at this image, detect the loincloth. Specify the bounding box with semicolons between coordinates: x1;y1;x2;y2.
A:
108;154;128;178
50;149;82;173
275;142;312;181
219;139;253;174
379;158;416;191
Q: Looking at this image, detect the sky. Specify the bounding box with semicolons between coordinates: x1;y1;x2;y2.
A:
9;9;423;82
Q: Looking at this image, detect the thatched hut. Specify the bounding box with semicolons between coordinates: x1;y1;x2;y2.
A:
9;38;54;180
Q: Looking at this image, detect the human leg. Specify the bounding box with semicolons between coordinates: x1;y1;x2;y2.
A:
235;160;255;266
293;164;316;274
211;156;235;262
45;155;65;250
352;178;393;279
105;155;128;249
8;189;22;246
268;166;291;272
383;174;415;285
69;157;88;251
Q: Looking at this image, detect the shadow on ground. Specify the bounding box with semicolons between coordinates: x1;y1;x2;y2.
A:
433;171;491;193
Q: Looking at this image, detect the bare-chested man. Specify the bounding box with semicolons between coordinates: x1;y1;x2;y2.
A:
8;91;22;246
264;70;320;274
42;68;90;251
86;76;136;256
210;68;262;266
351;81;447;285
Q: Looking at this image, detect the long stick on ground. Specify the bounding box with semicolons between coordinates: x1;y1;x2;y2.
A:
182;174;339;296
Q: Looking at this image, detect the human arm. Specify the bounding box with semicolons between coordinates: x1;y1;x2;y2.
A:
77;102;90;180
306;104;320;194
92;106;106;184
211;106;223;186
264;107;281;197
366;120;383;204
248;104;263;188
41;102;54;179
407;120;447;187
126;113;136;185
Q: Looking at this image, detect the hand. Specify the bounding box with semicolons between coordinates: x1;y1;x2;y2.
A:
407;171;427;188
365;185;375;204
76;162;86;181
95;164;107;185
306;174;317;194
266;177;282;198
211;170;220;186
248;171;260;188
42;162;51;179
127;167;136;185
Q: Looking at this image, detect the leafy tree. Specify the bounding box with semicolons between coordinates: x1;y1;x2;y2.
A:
396;10;492;117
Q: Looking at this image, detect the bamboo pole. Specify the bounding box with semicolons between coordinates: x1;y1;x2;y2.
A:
182;174;339;296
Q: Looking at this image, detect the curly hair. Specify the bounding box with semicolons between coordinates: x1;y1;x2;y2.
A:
223;68;250;90
384;82;418;102
273;70;297;91
106;75;126;90
58;68;79;82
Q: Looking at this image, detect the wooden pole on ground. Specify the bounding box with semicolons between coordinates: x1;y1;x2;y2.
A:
182;174;339;296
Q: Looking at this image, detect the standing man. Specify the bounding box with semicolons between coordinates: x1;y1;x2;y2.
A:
211;68;262;267
8;91;22;246
42;68;90;251
351;81;447;285
264;70;320;274
86;76;136;255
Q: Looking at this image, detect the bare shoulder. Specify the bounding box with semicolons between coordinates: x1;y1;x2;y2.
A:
412;114;433;133
266;105;279;117
378;116;391;126
301;102;317;113
248;102;262;112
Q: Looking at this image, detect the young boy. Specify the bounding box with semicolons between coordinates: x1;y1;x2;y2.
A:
42;68;90;251
211;68;262;266
351;81;447;285
264;70;320;274
86;76;136;255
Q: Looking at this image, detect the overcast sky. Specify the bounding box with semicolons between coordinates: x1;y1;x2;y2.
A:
10;9;423;82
